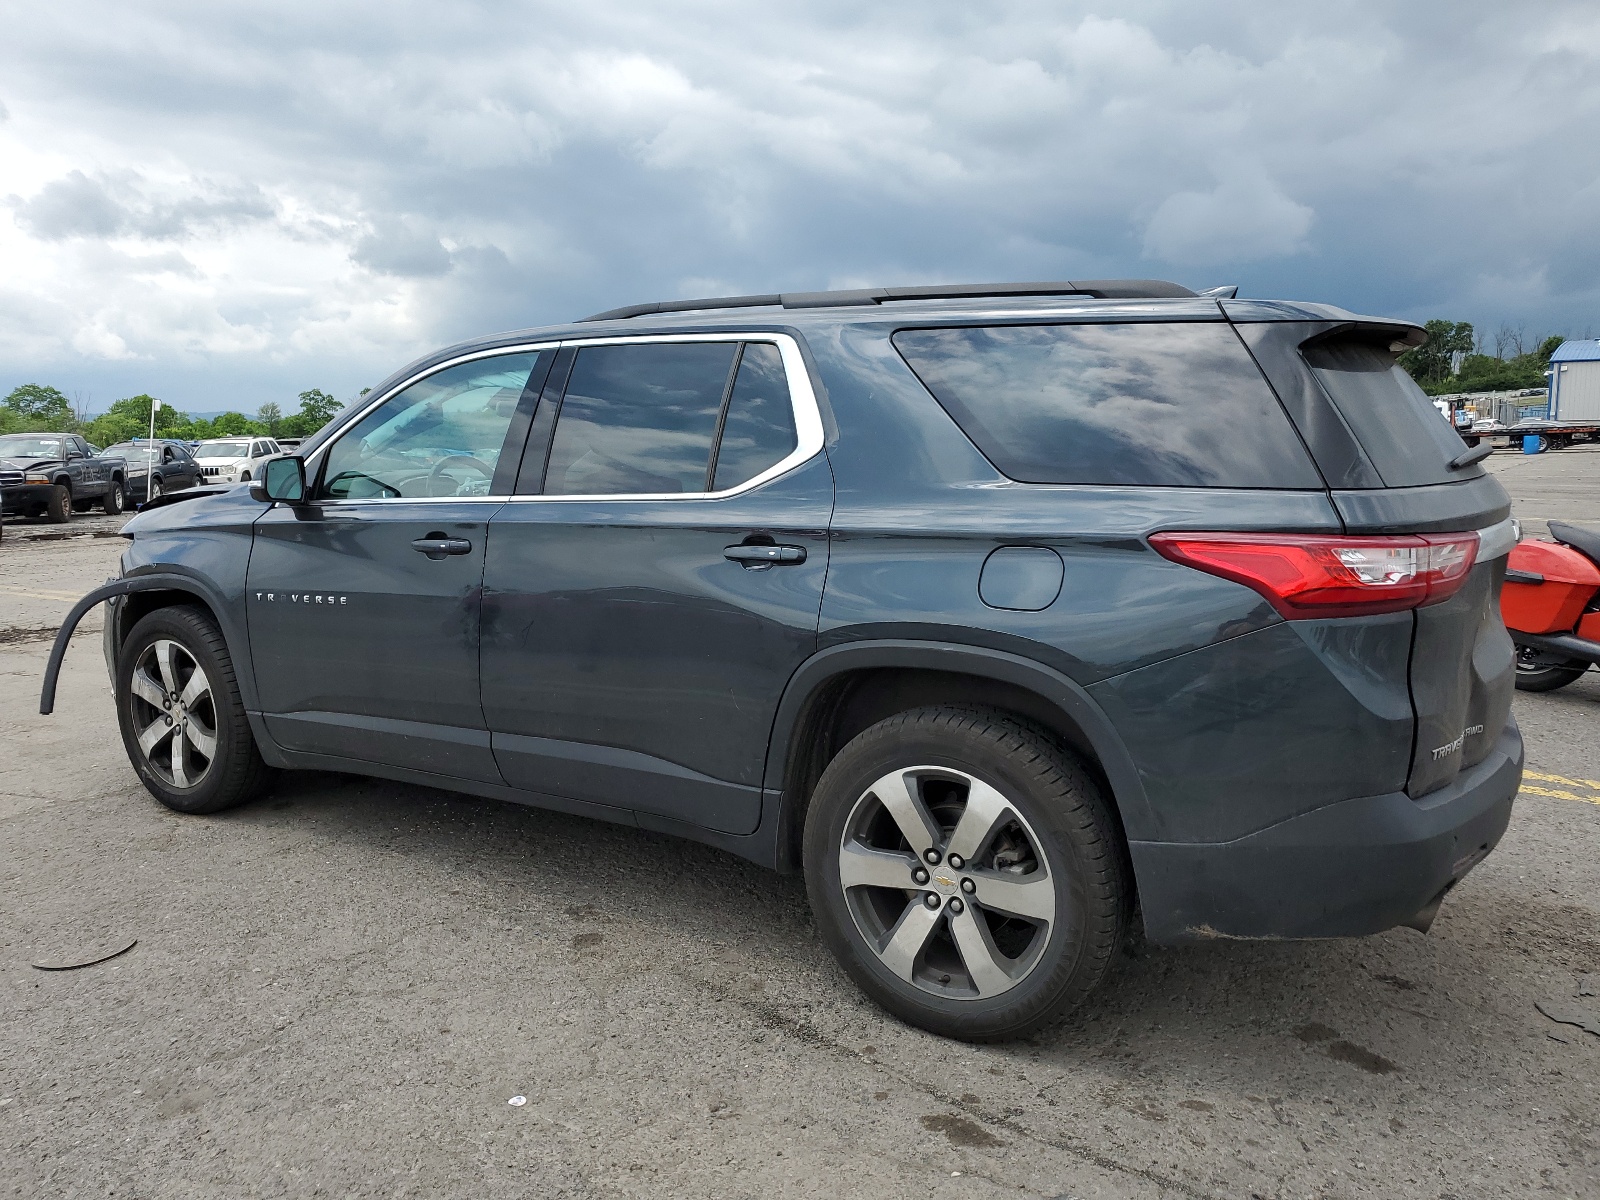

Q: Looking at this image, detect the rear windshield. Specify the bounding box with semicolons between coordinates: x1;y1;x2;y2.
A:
893;322;1321;488
1302;339;1475;487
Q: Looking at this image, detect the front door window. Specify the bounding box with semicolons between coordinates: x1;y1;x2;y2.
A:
320;354;542;500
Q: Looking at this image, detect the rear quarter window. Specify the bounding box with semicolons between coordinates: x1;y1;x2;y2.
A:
893;322;1321;488
1301;338;1475;487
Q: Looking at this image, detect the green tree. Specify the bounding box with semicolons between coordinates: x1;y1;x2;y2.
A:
1399;320;1475;387
83;394;188;446
256;401;283;436
1400;326;1564;396
207;412;261;437
3;383;74;430
281;388;342;438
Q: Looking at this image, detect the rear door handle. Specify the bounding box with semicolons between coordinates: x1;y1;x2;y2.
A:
411;535;473;559
724;543;807;568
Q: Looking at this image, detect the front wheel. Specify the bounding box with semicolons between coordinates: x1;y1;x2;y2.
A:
101;478;126;514
803;706;1130;1042
1515;645;1590;692
45;484;72;523
116;605;269;814
147;476;164;503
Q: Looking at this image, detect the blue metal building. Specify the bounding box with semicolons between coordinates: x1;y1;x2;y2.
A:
1548;339;1600;421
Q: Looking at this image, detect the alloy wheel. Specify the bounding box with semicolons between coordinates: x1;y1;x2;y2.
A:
838;766;1057;1000
127;639;218;789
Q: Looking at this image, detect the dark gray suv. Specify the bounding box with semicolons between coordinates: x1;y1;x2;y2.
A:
44;280;1523;1040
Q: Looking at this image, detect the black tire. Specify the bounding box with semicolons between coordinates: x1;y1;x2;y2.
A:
101;478;126;515
147;476;164;503
240;470;251;482
1514;648;1589;692
45;483;71;523
803;706;1130;1042
115;605;270;814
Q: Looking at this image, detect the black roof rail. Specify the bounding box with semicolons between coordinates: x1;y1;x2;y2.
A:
580;279;1197;322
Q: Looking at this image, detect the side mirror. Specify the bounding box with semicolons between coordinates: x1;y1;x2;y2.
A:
257;455;307;503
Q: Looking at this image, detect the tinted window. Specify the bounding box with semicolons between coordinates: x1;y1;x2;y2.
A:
1303;339;1473;487
893;323;1320;488
320;352;542;499
544;342;737;495
711;343;797;491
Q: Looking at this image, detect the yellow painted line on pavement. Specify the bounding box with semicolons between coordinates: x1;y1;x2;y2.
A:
1522;785;1600;807
1522;770;1600;807
0;585;83;603
1524;769;1600;793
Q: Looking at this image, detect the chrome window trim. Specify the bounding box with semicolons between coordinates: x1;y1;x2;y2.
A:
305;333;823;505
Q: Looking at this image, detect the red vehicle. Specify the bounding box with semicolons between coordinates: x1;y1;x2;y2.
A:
1503;521;1600;691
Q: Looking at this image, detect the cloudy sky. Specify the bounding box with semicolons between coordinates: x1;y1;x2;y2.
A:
2;1;1597;413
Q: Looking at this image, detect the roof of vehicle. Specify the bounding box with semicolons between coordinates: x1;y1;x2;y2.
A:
291;282;1426;460
1550;339;1600;364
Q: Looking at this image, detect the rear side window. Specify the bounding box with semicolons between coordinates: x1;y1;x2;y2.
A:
711;343;798;491
893;323;1321;488
1302;339;1473;487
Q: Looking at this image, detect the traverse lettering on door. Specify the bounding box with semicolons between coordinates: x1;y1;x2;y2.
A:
254;592;348;605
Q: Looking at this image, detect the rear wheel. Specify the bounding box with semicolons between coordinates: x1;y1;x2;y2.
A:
803;706;1129;1041
116;606;269;814
101;478;126;514
45;484;71;523
1515;645;1589;692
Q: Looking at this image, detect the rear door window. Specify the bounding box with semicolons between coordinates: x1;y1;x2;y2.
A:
543;342;737;496
893;322;1321;488
1302;339;1474;486
711;343;798;491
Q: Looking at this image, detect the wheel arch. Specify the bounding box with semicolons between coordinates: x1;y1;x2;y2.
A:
113;577;256;699
763;641;1154;872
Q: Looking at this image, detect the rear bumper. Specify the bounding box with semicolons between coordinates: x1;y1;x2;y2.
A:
1131;720;1523;944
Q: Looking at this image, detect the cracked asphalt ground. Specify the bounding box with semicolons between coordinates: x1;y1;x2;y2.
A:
2;459;1598;1200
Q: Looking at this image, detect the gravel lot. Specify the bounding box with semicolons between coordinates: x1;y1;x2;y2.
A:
2;458;1597;1200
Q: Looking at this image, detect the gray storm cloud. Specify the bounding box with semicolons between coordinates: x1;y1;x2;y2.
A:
0;0;1596;410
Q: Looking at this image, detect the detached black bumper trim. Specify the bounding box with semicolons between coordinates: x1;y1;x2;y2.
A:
39;572;201;715
1131;721;1524;944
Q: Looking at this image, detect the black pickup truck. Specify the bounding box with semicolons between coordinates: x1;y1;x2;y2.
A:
0;432;129;523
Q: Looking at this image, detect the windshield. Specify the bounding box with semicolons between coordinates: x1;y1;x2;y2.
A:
0;434;66;458
196;441;250;459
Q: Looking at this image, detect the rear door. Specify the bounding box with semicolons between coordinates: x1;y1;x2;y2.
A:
246;347;552;782
1241;320;1517;797
480;334;831;834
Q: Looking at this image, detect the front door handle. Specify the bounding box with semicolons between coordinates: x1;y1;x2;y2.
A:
411;535;473;559
724;543;807;568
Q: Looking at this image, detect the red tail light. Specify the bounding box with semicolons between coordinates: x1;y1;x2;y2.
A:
1149;531;1480;619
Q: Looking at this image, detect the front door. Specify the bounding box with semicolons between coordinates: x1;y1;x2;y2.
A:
247;347;553;782
481;336;831;834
